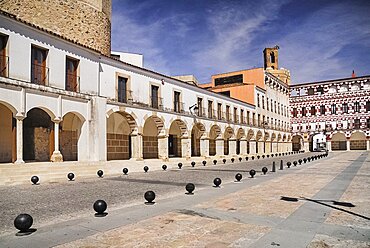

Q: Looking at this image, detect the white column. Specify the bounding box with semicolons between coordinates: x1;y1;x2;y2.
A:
229;138;237;156
303;142;309;152
272;142;278;153
257;141;264;154
346;140;350;151
200;138;209;157
265;142;271;154
130;132;143;160
158;135;169;161
367;140;370;151
249;140;256;154
15;116;25;164
51;120;63;162
215;137;224;157
240;138;248;155
327;141;332;151
181;137;191;159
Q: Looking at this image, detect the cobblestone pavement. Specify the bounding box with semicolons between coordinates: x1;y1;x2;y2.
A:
1;152;369;248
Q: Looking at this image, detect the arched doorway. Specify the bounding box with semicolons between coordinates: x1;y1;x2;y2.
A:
256;130;263;153
246;129;254;154
309;133;326;151
168;119;188;158
142;116;164;159
23;108;54;162
236;128;245;155
350;131;366;150
209;125;221;156
271;133;276;153
331;132;346;150
106;111;137;160
224;127;234;155
60;112;84;161
292;135;303;151
0;102;16;163
191;122;205;156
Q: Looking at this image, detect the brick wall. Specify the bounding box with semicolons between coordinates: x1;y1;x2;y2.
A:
0;0;111;56
60;130;78;161
143;136;158;159
107;133;130;160
34;127;51;161
350;140;366;150
331;141;346;150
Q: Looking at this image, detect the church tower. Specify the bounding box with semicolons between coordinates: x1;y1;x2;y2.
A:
263;46;291;85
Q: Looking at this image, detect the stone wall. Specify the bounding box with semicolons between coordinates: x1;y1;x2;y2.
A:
107;133;130;160
143;136;158;159
209;139;216;156
331;141;346;151
0;0;111;56
224;140;229;155
60;130;78;161
34;127;51;162
350;140;366;150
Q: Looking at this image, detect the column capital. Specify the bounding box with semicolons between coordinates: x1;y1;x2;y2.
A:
15;112;25;121
53;118;62;124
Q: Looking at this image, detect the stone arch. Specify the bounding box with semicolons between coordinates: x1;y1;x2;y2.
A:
223;126;234;155
60;112;85;161
23;107;54;162
0;100;17;114
331;132;346;150
168;119;188;158
191;122;206;157
256;130;263;141
106;111;138;160
292;134;303;151
350;131;366;150
209;125;221;156
236;128;245;155
142;116;164;159
308;132;326;152
0;102;16;163
271;133;276;141
277;133;282;141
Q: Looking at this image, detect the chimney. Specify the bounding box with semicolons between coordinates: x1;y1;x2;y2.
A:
351;70;356;78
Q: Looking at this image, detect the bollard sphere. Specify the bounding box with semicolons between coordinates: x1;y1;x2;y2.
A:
245;157;249;161
144;190;156;203
271;154;274;157
239;157;242;162
213;160;217;165
202;160;207;166
97;170;104;178
122;168;128;175
262;167;268;174
262;155;265;159
303;158;307;163
257;155;260;159
178;163;183;169
235;173;242;181
144;166;149;172
293;161;297;166
307;157;311;162
267;155;270;158
31;176;39;185
162;164;167;171
67;173;75;181
213;177;222;187
223;158;226;164
249;169;256;178
231;158;235;163
185;183;195;194
287;162;291;168
93;200;107;214
191;161;196;167
298;159;302;165
14;214;33;232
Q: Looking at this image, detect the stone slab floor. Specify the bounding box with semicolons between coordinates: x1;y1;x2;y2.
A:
0;152;369;247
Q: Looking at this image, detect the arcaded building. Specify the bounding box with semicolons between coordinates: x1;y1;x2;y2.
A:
290;75;370;151
0;0;293;164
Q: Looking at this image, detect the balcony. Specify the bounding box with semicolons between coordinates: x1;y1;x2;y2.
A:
65;73;80;93
234;114;239;124
118;90;133;104
150;96;163;110
31;63;49;85
197;107;206;117
0;54;9;78
173;101;184;113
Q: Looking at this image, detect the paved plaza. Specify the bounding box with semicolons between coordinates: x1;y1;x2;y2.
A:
0;152;369;247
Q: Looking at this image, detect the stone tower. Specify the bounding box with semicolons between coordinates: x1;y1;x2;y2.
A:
0;0;112;56
263;46;279;70
263;46;291;85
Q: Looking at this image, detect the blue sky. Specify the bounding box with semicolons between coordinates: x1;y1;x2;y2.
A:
111;0;370;84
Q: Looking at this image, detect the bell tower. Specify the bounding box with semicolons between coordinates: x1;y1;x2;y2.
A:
263;45;279;70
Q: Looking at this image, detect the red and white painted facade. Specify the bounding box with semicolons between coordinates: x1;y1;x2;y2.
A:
289;75;370;151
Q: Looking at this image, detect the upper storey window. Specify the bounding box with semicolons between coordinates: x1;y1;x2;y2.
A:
366;101;370;112
320;105;325;115
174;91;181;113
302;107;306;117
66;57;79;92
342;103;348;113
317;87;324;94
117;76;128;103
31;45;48;85
0;34;8;77
257;94;260;107
293;108;297;117
310;106;316;116
151;85;160;109
214;74;243;86
308;88;314;95
354;102;360;112
331;104;336;114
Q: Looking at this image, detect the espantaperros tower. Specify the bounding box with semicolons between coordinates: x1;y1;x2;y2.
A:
0;0;111;56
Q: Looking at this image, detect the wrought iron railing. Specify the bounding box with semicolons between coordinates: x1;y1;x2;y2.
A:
31;63;49;85
150;96;163;110
0;54;9;78
65;73;80;93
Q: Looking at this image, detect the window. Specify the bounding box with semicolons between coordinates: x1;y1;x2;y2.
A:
308;88;314;95
317;87;324;94
151;85;160;109
320;105;325;115
354;102;360;112
214;74;243;86
302;107;306;117
208;100;213;118
226;105;230;121
262;96;265;109
257;94;260;107
310;106;316;116
354;119;360;129
0;34;8;77
31;45;48;85
66;57;79;92
367;101;370;112
274;101;277;113
217;103;222;120
253;113;256;126
271;100;273;112
293;108;298;117
174;91;181;113
117;76;128;103
270;52;275;63
331;104;336;114
247;111;250;125
234;107;238;123
258;114;261;127
367;119;370;128
266;97;269;111
240;109;244;123
342;103;348;113
197;98;203;116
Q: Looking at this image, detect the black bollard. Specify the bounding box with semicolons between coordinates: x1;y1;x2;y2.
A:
298;159;302;165
235;173;242;182
249;169;256;178
280;160;283;170
271;154;274;157
251;156;255;160
97;170;103;178
272;161;276;172
262;167;268;175
178;163;183;169
144;191;156;204
67;173;75;181
213;160;217;165
31;176;39;185
93;200;107;217
191;161;196;167
213;177;222;187
257;155;260;159
122;168;128;175
14;214;33;234
303;158;307;163
293;161;297;166
238;157;242;162
262;155;265;159
144;166;149;172
287;162;291;168
185;183;195;194
231;158;235;163
162;165;167;171
267;155;270;158
202;160;207;166
245;157;249;161
223;158;226;164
